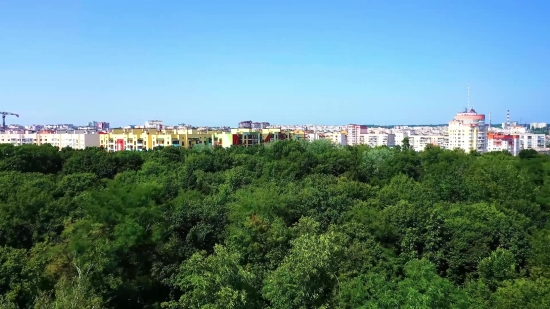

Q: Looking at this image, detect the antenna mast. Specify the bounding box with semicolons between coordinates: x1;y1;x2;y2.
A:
467;83;470;110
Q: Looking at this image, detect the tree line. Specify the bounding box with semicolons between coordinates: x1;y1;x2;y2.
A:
0;140;549;308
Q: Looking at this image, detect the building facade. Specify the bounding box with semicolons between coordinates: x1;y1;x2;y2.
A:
448;108;488;153
408;135;449;152
356;133;396;148
346;124;368;146
487;133;520;155
518;133;546;150
308;132;347;145
212;128;303;148
393;131;411;147
144;120;163;129
100;127;302;151
100;128;218;151
0;131;101;149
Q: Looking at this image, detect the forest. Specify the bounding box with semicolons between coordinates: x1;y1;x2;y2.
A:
0;139;550;309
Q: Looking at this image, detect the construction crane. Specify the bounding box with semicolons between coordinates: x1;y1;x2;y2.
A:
0;112;19;131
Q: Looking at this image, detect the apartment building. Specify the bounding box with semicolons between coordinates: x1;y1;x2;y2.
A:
530;122;547;130
144;120;163;129
100;128;220;151
408;135;449;152
487;133;520;155
448;108;488;153
307;132;346;145
518;133;546;150
101;127;303;151
0;130;100;149
357;133;396;148
212;128;304;148
346;124;368;146
393;131;411;147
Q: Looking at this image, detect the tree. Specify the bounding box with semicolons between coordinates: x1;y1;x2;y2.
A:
164;245;260;309
0;139;548;308
263;223;346;309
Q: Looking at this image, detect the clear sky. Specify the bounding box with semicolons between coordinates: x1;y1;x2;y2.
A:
1;0;549;126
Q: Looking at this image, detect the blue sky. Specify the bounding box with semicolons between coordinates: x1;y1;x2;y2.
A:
1;0;549;126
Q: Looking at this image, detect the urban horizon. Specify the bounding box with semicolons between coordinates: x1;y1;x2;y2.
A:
1;108;547;129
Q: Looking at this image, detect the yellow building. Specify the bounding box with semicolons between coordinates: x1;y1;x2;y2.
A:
100;127;305;151
212;128;304;148
100;128;219;151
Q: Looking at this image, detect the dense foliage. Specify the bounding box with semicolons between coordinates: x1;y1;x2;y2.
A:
1;141;550;309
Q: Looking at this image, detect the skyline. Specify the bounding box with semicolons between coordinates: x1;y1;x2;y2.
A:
1;102;547;128
1;0;549;126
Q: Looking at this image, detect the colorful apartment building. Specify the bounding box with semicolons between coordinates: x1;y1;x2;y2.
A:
100;128;220;151
212;128;304;148
100;127;304;151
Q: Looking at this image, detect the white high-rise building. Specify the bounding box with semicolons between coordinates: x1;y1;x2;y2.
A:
346;124;367;146
518;133;547;150
448;108;488;153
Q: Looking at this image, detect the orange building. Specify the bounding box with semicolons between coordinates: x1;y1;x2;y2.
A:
487;133;520;155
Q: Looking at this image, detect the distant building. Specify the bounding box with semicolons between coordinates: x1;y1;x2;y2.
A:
408;135;449;152
509;126;527;134
487;133;520;155
530;122;547;130
393;131;410;146
238;120;270;129
0;131;100;149
100;127;302;151
213;128;303;148
96;122;110;130
102;128;216;151
145;120;163;129
346;124;368;146
518;133;547;150
359;133;396;148
87;121;110;130
238;121;252;129
448;108;488;153
310;132;347;145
